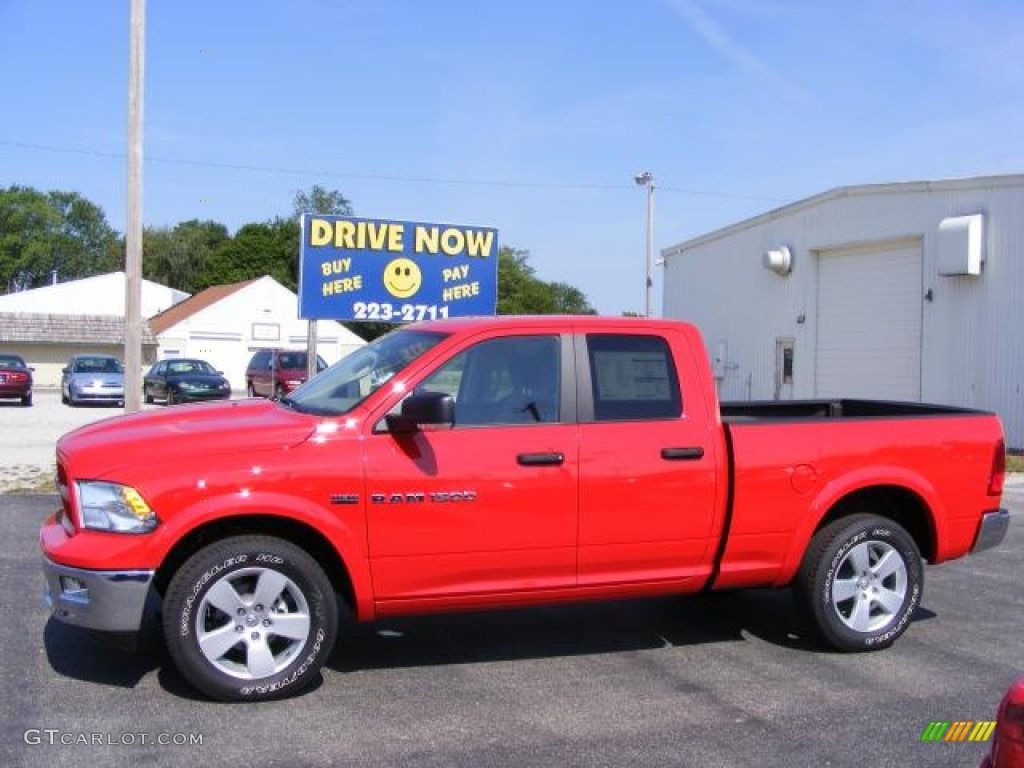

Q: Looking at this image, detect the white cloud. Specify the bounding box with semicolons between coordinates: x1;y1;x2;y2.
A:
663;0;811;104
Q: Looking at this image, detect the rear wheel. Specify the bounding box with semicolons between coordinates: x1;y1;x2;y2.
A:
21;392;31;407
166;389;177;406
162;535;338;702
246;381;256;398
795;514;923;651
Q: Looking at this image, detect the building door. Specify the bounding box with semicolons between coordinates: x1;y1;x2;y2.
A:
815;240;923;400
774;338;794;400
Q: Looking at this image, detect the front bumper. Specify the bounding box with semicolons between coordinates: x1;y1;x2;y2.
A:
70;389;125;404
177;390;231;402
42;557;154;632
972;509;1009;554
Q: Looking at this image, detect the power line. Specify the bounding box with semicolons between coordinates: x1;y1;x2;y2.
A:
0;138;787;203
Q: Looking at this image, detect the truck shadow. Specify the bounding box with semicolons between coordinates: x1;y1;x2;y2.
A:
329;589;823;673
43;618;164;688
43;589;939;699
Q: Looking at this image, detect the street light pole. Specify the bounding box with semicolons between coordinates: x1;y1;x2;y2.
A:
634;171;655;317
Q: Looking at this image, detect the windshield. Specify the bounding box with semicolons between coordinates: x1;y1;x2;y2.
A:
169;360;215;375
74;357;123;374
285;329;446;416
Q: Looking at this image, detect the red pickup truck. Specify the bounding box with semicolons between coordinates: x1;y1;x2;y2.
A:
40;316;1009;701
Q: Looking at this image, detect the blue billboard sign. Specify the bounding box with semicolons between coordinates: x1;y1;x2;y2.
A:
298;215;498;322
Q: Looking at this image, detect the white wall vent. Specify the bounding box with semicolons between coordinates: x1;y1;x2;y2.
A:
762;246;793;276
937;214;984;276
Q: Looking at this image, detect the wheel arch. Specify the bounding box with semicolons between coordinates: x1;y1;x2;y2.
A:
153;514;359;617
778;474;941;586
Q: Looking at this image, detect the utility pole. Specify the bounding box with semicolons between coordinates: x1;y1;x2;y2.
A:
124;0;146;412
634;171;655;317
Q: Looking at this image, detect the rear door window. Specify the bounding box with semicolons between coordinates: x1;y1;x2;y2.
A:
585;334;681;421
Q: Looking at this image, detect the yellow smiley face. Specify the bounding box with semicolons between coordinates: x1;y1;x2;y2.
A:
383;258;422;299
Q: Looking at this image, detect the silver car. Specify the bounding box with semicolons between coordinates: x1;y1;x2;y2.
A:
61;354;125;407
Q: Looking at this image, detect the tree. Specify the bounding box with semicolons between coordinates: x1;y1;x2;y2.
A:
143;219;229;294
497;247;596;315
293;185;353;218
0;185;119;291
198;217;300;291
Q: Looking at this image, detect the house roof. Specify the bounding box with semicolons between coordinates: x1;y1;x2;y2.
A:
0;312;157;345
662;173;1024;257
0;271;189;318
148;278;256;335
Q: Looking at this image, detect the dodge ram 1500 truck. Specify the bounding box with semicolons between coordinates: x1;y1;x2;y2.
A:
40;316;1009;701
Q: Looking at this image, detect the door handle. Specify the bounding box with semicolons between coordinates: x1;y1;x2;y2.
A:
661;447;705;461
517;452;565;467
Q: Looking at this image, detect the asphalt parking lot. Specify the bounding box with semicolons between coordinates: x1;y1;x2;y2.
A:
2;484;1020;768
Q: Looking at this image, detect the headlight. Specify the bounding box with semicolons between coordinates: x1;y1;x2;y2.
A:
76;481;158;533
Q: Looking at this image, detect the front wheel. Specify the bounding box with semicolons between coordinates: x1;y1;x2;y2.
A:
162;535;339;701
795;514;923;651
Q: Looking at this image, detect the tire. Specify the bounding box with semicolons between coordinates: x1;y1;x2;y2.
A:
162;535;338;702
166;389;177;406
795;514;923;652
246;381;256;398
144;388;154;405
21;392;32;407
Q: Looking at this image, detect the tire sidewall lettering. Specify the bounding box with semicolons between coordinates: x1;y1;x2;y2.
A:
822;530;868;606
180;554;250;638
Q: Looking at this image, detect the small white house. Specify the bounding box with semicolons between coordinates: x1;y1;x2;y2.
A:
149;275;366;392
661;174;1024;450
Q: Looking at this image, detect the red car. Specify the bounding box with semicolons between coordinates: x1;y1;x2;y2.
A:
0;353;33;406
245;348;327;399
980;678;1024;768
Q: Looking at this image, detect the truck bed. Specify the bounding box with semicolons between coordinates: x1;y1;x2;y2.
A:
721;398;989;423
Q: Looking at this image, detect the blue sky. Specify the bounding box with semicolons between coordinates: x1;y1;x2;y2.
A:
2;0;1022;314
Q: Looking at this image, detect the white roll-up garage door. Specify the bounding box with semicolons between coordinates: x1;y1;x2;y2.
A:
815;240;923;400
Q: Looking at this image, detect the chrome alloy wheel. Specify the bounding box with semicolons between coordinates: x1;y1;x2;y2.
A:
830;540;908;633
195;567;312;680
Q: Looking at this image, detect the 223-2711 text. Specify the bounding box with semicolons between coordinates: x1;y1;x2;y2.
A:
352;302;449;322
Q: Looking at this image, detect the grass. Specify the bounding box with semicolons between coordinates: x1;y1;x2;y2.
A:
3;467;57;495
1008;452;1024;474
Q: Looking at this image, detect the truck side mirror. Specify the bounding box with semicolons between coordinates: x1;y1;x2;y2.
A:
385;391;455;434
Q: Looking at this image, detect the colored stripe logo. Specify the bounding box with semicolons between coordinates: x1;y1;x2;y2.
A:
920;721;996;742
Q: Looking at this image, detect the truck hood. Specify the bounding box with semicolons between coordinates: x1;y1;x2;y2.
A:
58;399;321;479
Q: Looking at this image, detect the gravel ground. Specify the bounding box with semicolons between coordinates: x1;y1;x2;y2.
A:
0;390;165;492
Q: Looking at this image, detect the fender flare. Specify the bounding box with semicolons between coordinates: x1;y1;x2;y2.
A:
775;464;944;586
152;491;374;620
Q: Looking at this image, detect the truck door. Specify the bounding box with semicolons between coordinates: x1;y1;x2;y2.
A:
577;332;720;588
364;332;579;608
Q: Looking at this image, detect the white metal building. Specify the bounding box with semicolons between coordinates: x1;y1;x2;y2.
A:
149;275;366;392
661;174;1024;450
